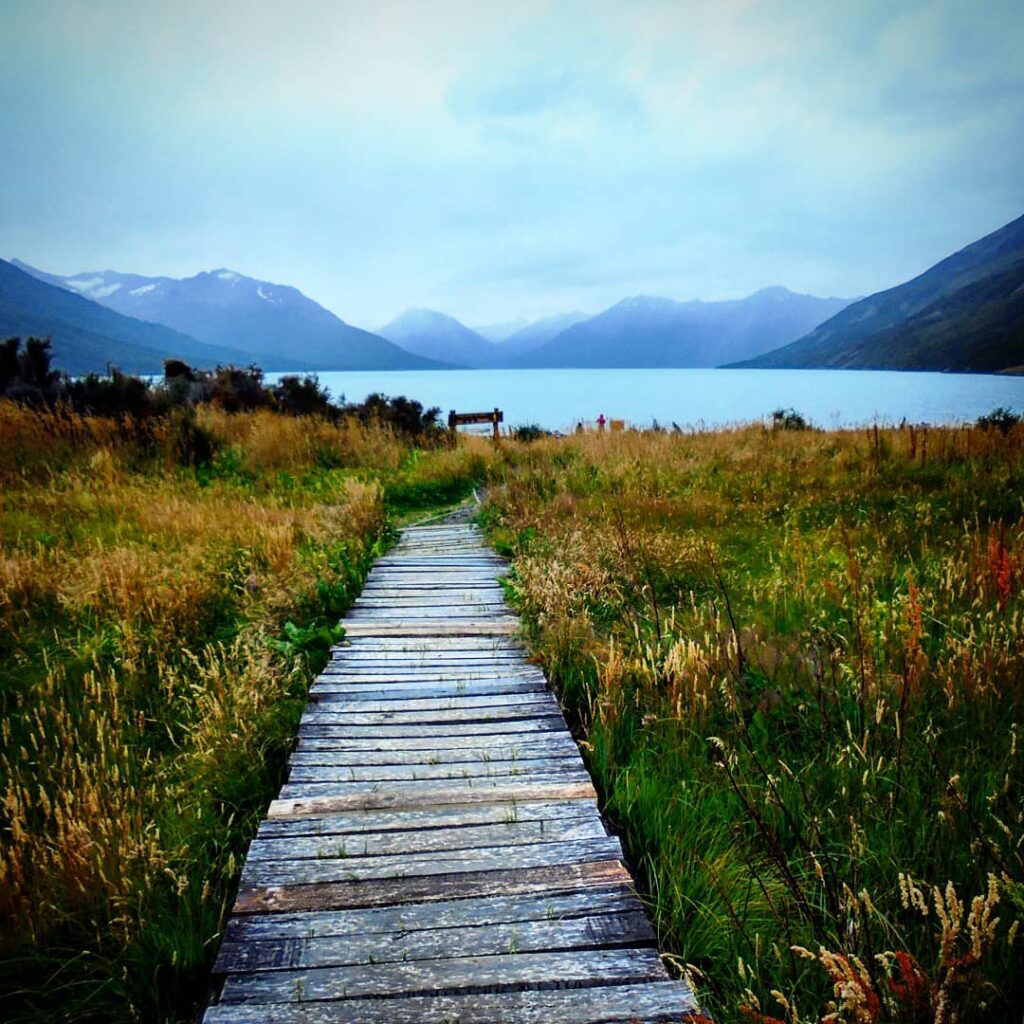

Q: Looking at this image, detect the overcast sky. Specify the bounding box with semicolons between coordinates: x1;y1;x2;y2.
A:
2;0;1022;327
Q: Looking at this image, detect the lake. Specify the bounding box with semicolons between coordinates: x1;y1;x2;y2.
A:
267;368;1024;432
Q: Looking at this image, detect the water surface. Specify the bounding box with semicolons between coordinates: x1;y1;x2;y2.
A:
268;368;1024;432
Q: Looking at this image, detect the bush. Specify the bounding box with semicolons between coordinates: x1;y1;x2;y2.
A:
512;423;546;442
66;367;157;419
0;343;450;449
0;337;61;404
976;405;1021;435
771;406;810;430
272;374;335;417
344;392;442;440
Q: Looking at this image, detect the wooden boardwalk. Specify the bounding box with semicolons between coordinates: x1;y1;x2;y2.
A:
203;521;698;1023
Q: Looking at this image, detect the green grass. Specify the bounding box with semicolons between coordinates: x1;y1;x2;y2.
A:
482;423;1024;1023
0;403;492;1022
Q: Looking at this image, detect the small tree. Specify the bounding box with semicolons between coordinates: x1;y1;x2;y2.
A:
771;407;809;431
0;337;61;403
976;406;1021;435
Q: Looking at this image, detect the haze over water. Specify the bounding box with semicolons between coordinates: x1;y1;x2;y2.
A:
271;368;1024;433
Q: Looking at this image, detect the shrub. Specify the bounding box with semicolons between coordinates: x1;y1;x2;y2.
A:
344;392;443;440
770;407;810;430
512;423;546;442
0;337;61;404
976;405;1022;434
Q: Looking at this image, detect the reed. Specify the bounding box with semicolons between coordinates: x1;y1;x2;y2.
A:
0;401;485;1022
483;421;1024;1023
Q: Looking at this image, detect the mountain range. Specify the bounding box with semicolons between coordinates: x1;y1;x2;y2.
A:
378;309;502;368
735;214;1024;373
375;309;596;367
0;259;248;375
373;292;850;369
513;288;851;368
10;261;438;372
6;212;1022;376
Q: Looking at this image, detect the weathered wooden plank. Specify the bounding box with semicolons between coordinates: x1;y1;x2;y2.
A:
349;605;510;617
246;816;608;862
357;583;509;593
296;720;567;738
369;567;508;577
401;526;481;534
308;693;551;712
314;677;543;689
215;908;653;973
222;887;639;943
304;691;553;709
233;859;632;914
267;780;597;818
392;534;484;542
359;581;505;590
256;799;601;840
356;587;506;595
239;836;623;888
343;631;513;637
385;552;495;561
373;555;506;564
331;645;525;656
287;747;579;768
307;675;544;692
286;757;589;784
277;769;591;801
327;655;532;663
315;675;544;689
218;946;665;1004
347;606;513;620
320;664;540;676
308;679;547;699
362;572;505;582
342;622;519;637
203;980;696;1023
325;663;529;672
294;733;577;752
321;663;542;679
299;706;562;726
352;596;508;607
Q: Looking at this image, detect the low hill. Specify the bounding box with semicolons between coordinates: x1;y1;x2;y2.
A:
13;261;440;371
473;318;529;342
516;287;851;368
0;259;246;374
498;311;591;360
736;214;1024;372
378;309;499;368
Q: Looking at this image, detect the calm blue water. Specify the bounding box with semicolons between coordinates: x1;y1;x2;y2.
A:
267;368;1024;432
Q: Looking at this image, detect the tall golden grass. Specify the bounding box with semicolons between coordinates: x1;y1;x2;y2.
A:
484;421;1024;1023
0;401;485;1021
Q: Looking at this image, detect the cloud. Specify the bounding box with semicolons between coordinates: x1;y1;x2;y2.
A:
0;0;1021;325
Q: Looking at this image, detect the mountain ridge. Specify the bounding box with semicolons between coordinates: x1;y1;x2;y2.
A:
515;287;853;368
12;261;441;372
378;309;499;368
735;214;1024;372
0;259;251;375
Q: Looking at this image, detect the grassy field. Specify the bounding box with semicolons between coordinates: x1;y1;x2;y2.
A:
4;398;1022;1024
0;401;493;1022
482;422;1024;1024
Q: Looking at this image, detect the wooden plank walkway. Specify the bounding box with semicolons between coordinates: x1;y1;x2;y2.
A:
203;521;699;1023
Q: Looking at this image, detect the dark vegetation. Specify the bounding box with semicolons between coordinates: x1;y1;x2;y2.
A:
738;213;1024;373
482;418;1024;1023
1;336;442;438
0;347;492;1023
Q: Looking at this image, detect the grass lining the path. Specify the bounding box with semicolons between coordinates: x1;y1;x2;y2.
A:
0;402;494;1022
481;422;1024;1023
